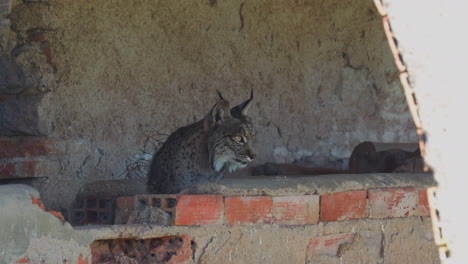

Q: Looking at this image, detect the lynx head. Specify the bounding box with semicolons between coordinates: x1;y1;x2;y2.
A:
205;90;257;173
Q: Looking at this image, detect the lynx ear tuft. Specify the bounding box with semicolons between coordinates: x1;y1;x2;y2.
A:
217;90;226;101
230;88;254;118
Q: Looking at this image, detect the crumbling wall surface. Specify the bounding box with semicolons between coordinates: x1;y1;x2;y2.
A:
84;217;438;264
2;0;417;210
1;178;439;263
0;184;92;264
0;185;438;263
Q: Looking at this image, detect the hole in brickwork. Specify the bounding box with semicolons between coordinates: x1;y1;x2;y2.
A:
99;199;111;209
164;251;177;261
168;236;183;248
150;238;164;248
86;198;97;209
166;211;173;219
90;235;192;264
88;211;98;222
139;198;148;206
166;198;177;208
73;211;84;223
99;212;110;223
152;198;161;207
74;199;84;209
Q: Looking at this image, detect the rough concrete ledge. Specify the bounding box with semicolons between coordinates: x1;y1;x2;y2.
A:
183;173;436;196
73;216;422;240
78;173;435;199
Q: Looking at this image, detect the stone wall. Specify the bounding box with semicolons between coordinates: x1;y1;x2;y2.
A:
0;0;417;211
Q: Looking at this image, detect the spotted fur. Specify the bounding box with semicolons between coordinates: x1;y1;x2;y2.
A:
147;91;256;194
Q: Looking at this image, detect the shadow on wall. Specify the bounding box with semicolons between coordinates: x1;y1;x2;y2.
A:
121;140;425;180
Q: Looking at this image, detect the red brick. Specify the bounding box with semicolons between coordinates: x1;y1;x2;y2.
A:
41;43;58;71
48;210;65;222
32;198;46;210
272;195;319;225
13;160;61;177
225;196;273;225
320;190;367;221
418;189;431;216
15;257;30;263
175;195;223;225
306;233;355;258
147;235;192;264
0;163;15;178
13;161;36;177
0;138;58;159
77;254;89;264
368;188;418;218
92;236;192;264
28;32;47;42
135;194;179;211
116;196;136;209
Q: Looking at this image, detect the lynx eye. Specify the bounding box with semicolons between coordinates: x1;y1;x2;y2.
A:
232;136;243;143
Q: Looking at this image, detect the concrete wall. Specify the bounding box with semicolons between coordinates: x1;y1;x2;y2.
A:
0;0;417;211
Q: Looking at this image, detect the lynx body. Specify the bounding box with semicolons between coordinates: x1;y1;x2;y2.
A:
147;91;256;194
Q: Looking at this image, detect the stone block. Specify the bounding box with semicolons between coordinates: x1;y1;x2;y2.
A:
359;230;383;261
306;233;355;258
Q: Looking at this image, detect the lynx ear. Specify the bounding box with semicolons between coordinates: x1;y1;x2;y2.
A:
230;88;253;118
209;99;231;126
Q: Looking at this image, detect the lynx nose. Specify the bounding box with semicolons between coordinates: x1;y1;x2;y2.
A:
247;150;256;160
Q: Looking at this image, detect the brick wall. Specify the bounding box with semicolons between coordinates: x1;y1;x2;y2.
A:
0;138;62;179
110;188;431;227
8;184;437;263
72;187;434;263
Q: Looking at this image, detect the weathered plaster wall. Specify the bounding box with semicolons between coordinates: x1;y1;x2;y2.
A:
1;0;417;210
0;185;92;264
